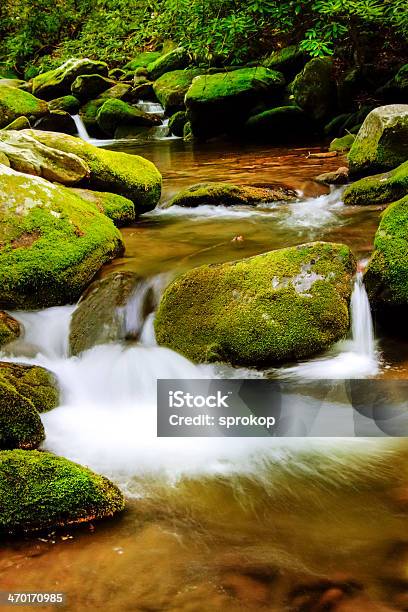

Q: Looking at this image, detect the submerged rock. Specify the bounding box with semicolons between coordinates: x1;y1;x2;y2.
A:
24;130;162;212
0;130;89;184
344;160;408;206
244;105;311;142
0;165;124;309
0;85;48;128
31;58;109;100
364;194;408;324
315;166;349;186
96;98;160;136
147;47;190;81
292;58;337;122
165;182;297;208
185;67;285;140
0;312;20;346
155;242;356;365
68;188;135;227
0;362;59;413
153;69;203;115
348;105;408;177
69;271;156;355
0;450;125;533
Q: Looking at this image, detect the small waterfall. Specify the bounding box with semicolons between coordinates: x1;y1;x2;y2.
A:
72;114;91;141
136;100;165;117
350;271;375;357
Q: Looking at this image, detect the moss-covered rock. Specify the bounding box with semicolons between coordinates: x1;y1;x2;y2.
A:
33;110;77;135
183;121;193;141
123;51;162;72
348;105;408;177
155;242;356;365
244;105;311;142
68;188;135;227
147;47;190;81
0;85;48;129
0;382;44;450
0;312;20;346
3;116;31;131
48;94;80;114
0;450;125;533
0;362;59;413
32;58;109;100
364;194;408;319
0;79;28;90
0;130;89;184
71;74;116;101
96;98;160;136
292;58;337;122
168;111;187;137
69;271;153;355
263;45;308;78
329;133;355;152
344;160;408;206
185;67;285;139
25;130;162;212
165;182;297;208
153;69;203;115
0;165;124;309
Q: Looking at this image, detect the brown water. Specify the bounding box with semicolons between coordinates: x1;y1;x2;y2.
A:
1;140;407;612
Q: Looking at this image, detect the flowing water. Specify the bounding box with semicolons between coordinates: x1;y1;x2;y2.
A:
1;139;407;611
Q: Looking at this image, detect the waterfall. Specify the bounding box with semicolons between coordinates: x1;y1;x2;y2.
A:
136;100;165;117
72;114;91;141
350;271;375;357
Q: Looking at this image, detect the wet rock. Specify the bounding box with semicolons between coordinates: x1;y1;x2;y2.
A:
2;116;31;131
0;449;124;533
348;104;408;177
0;130;89;184
292;57;337;122
168;111;187;137
33;110;77;134
96;98;161;136
155;242;356;365
68;187;135;226
185;67;285;140
24;129;162;211
164;181;297;208
0;164;124;309
244;105;311;142
153;69;203;115
49;95;81;114
0;312;20;346
0;85;48;128
329;133;355;152
147;47;190;81
0;381;44;450
69;271;156;355
343;160;408;206
0;362;59;413
315;166;349;185
263;45;308;78
71;74;117;101
31;58;109;100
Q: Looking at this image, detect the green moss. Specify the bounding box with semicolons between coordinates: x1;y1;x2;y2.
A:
96;99;159;136
3;116;31;131
0;450;125;533
0;85;48;129
165;182;297;208
0;165;124;309
123;52;162;71
263;45;306;76
168;111;187;137
0;381;44;450
364;194;408;307
25;130;162;213
49;95;80;114
147;48;190;81
32;58;109;100
153;69;203;114
348;105;408;177
292;57;336;122
329;133;355;152
344;160;408;206
0;362;59;412
71;74;116;101
155;242;356;365
0;312;20;346
69;188;135;227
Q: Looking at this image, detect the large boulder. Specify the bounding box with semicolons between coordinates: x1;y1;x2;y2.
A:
0;381;44;449
3;117;31;131
71;74;116;101
348;105;408;177
24;130;162;212
0;165;124;309
292;58;337;122
263;45;308;78
0;362;59;413
31;58;109;100
185;67;285;139
364;194;408;324
168;111;187;137
0;130;89;184
69;271;155;355
0;450;124;533
244;105;311;142
153;69;203;115
155;242;356;365
68;188;135;227
0;85;48;128
96;99;160;136
344;160;408;206
79;84;132;136
147;47;190;81
165;182;297;208
0;312;20;347
49;95;80;114
33;110;77;135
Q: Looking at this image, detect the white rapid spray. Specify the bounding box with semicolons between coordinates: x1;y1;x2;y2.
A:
72;114;91;141
351;271;375;357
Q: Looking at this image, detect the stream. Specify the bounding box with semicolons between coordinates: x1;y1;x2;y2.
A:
1;137;408;611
